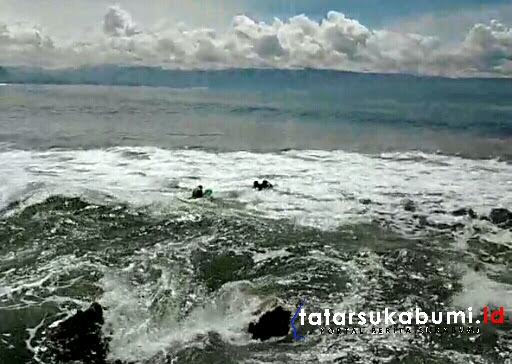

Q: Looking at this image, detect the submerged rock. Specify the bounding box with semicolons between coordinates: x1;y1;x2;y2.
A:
45;302;111;363
489;208;512;228
248;306;292;341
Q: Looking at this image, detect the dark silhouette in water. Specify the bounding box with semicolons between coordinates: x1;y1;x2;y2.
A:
45;302;111;363
248;306;291;341
253;180;273;191
489;208;512;228
192;185;203;198
191;185;213;199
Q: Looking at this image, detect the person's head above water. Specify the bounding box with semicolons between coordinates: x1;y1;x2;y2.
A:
253;180;272;190
262;180;273;189
192;185;204;198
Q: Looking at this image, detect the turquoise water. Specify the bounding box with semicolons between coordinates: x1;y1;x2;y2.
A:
0;71;511;363
1;69;512;159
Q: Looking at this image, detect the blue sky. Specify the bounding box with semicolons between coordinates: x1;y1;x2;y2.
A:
1;0;511;75
240;0;512;40
1;0;511;40
255;0;510;24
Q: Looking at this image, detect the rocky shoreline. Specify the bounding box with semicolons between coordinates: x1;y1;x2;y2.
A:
38;207;511;363
42;302;293;364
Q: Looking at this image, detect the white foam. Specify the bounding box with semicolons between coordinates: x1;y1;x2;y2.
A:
2;146;510;363
1;147;511;237
100;272;265;362
252;248;291;263
452;268;512;314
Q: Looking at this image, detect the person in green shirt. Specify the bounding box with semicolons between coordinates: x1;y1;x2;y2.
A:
191;185;213;199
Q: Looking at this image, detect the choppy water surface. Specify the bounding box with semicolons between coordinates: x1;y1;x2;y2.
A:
0;79;511;363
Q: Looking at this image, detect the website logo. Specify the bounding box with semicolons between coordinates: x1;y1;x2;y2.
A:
290;298;306;340
291;298;505;339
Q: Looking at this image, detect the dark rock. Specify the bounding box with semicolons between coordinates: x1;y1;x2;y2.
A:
452;208;477;219
359;198;372;205
44;302;294;364
45;302;111;364
403;199;416;212
248;306;291;341
489;208;512;228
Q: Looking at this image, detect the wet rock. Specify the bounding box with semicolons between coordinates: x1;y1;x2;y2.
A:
44;302;134;364
489;208;512;228
403;199;416;212
44;301;294;364
452;208;477;219
248;306;291;341
45;302;111;364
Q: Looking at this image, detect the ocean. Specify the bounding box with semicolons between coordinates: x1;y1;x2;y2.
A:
0;68;511;363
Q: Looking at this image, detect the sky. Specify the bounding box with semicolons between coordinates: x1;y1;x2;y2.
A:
1;0;512;76
4;0;512;33
3;0;512;35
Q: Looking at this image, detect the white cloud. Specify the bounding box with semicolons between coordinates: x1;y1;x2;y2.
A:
0;0;255;35
385;4;512;41
1;5;512;77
